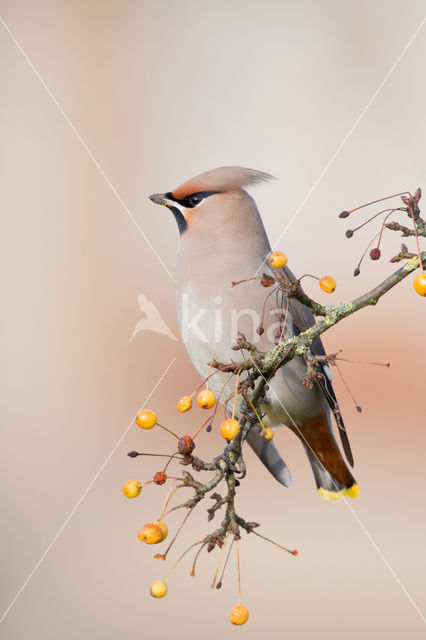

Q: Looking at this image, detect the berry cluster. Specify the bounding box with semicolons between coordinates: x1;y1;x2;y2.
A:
124;388;297;625
339;188;425;294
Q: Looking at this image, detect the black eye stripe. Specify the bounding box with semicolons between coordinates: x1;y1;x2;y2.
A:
165;191;221;209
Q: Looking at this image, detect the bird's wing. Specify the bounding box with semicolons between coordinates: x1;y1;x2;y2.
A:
277;265;354;467
245;428;292;487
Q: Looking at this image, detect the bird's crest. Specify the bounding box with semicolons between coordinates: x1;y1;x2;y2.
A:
172;166;275;200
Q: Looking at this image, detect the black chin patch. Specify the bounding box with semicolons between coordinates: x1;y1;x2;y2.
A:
167;205;188;234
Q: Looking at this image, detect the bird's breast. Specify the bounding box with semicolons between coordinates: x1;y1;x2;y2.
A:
173;275;324;428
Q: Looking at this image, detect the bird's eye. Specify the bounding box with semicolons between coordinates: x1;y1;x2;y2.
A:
188;194;204;207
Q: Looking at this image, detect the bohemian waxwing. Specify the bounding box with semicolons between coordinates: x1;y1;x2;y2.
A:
149;166;358;501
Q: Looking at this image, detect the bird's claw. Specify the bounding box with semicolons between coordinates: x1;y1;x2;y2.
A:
240;398;265;424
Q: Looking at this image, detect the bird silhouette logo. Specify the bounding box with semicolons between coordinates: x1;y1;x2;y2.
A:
129;293;178;343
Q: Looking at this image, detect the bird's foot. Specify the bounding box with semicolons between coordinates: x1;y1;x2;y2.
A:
240;398;266;424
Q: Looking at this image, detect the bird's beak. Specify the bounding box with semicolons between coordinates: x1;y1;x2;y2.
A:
149;193;173;207
149;191;188;234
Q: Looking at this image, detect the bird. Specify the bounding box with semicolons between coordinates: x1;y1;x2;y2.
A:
149;166;358;501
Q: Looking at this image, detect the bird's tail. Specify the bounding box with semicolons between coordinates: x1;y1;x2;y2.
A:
295;412;359;501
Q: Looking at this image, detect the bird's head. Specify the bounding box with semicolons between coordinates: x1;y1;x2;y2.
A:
149;166;274;236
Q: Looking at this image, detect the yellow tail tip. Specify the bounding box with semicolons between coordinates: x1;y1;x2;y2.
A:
344;484;360;499
318;484;360;501
318;487;343;502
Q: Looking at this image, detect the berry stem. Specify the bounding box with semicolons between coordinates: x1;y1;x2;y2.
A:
298;273;320;281
334;363;362;413
252;530;298;555
211;532;230;588
349;207;403;234
336;357;390;367
191;386;235;440
159;480;180;519
231;276;262;287
160;507;195;560
246;397;267;432
165;541;204;581
376;209;399;251
237;540;242;605
189;368;220;397
348;192;411;214
156;423;179;439
216;537;235;589
127;452;184;459
162;452;178;474
190;542;207;577
191;414;216;440
355;232;380;273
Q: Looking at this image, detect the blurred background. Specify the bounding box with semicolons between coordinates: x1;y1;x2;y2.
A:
1;1;425;638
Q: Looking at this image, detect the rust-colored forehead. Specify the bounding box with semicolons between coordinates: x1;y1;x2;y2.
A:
172;180;204;201
170;166;274;201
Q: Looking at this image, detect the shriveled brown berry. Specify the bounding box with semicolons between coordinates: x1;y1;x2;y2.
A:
339;210;350;218
153;472;167;485
178;435;195;455
370;248;381;260
261;274;275;288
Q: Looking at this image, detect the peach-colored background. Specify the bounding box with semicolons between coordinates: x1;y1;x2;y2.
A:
1;1;425;638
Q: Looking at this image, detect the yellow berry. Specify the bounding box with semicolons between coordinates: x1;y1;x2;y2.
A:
197;389;216;409
263;427;274;441
220;418;240;440
230;605;249;625
413;272;426;296
269;251;287;269
150;581;168;598
135;410;157;429
138;521;165;544
157;521;168;541
122;479;142;498
319;275;336;293
177;396;192;412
